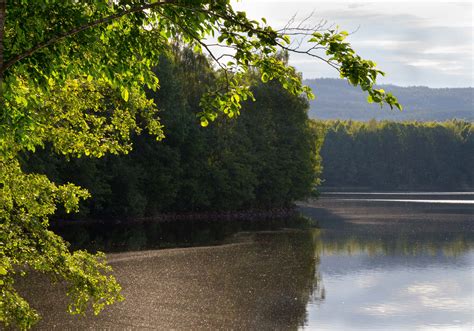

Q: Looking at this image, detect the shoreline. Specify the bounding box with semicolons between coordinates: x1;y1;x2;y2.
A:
51;206;299;226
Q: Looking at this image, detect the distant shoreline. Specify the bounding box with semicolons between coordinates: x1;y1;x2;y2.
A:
299;196;474;226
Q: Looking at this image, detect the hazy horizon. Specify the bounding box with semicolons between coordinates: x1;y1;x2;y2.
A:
304;77;474;89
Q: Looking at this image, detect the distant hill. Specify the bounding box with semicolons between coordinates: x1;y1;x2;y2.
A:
304;78;473;121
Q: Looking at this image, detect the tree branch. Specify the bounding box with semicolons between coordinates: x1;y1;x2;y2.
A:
2;1;344;81
0;0;178;75
0;0;5;103
0;0;5;76
156;9;232;88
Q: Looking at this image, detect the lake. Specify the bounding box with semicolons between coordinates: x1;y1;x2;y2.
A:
299;193;474;330
18;193;473;330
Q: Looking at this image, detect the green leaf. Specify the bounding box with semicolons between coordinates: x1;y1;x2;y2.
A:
200;117;209;127
15;95;28;107
121;88;129;102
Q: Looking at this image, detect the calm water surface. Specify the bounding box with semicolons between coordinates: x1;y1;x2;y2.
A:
300;193;473;330
20;193;473;330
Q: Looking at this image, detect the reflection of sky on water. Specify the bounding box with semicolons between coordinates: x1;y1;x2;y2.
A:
303;250;474;330
335;199;474;205
300;195;473;330
324;192;474;196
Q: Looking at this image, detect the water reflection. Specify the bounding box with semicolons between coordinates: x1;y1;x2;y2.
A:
336;198;474;204
304;251;473;331
52;217;313;252
17;198;474;330
301;198;474;331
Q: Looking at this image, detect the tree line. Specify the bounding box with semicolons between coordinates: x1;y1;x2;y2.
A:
23;60;473;223
22;48;323;220
23;58;473;224
319;119;473;190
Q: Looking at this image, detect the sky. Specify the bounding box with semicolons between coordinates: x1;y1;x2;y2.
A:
231;1;473;88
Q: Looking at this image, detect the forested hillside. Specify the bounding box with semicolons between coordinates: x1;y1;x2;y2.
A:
319;120;473;190
23;49;322;219
305;78;473;121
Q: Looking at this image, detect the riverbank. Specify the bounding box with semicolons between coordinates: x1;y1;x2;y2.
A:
50;208;314;253
51;206;299;226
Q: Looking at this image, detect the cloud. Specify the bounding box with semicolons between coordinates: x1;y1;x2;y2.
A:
231;1;473;87
408;62;464;74
360;303;406;316
347;3;367;10
422;46;473;55
355;39;419;50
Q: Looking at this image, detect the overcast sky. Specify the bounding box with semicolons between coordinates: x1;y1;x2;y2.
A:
231;1;473;88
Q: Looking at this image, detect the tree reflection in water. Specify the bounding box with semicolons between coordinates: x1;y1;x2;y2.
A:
17;216;473;330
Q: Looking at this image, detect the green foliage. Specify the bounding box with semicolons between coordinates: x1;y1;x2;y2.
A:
0;159;123;329
25;50;322;217
308;29;402;111
319;120;473;190
1;1;398;328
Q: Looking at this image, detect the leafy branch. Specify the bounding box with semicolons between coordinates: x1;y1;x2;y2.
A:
0;0;178;75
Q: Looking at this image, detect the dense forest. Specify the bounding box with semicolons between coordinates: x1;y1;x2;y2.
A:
319;120;473;190
22;48;322;219
305;78;473;121
22;54;473;220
